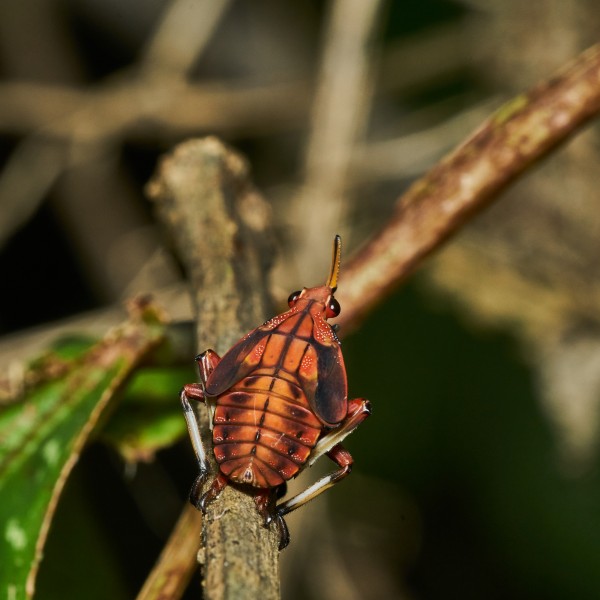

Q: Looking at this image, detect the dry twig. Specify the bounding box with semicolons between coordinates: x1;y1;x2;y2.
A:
136;504;203;600
144;138;279;600
337;43;600;330
292;0;385;280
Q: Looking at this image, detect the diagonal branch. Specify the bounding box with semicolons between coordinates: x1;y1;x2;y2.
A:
136;504;203;600
337;43;600;330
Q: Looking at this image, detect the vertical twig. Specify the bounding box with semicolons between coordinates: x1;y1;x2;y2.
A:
147;137;280;599
292;0;385;280
141;0;232;76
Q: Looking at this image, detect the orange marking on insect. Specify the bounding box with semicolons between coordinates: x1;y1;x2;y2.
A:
182;235;371;550
251;337;267;361
262;335;286;367
298;345;318;381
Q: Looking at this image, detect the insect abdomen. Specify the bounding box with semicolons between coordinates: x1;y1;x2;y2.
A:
212;370;322;488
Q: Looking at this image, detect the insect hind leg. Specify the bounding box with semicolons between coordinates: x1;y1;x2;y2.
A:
272;398;370;520
309;397;371;466
274;443;353;519
254;489;290;550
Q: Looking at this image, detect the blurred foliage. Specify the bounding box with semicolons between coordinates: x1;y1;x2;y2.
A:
101;366;191;464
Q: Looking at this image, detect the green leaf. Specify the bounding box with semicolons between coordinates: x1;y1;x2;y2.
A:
101;366;193;463
0;301;167;599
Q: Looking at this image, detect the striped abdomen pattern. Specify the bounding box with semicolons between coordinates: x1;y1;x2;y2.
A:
212;324;323;488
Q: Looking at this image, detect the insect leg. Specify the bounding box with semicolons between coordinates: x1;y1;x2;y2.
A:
254;489;290;550
308;398;371;466
198;473;229;513
180;384;211;502
181;350;222;505
193;350;221;427
195;349;221;385
271;398;370;520
274;443;354;518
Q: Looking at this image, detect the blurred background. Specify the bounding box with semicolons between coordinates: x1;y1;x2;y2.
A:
2;0;600;598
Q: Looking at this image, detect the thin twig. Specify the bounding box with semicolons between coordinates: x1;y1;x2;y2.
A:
336;43;600;330
0;80;307;252
0;80;309;138
145;138;280;600
136;504;203;600
0;23;467;137
141;0;233;77
351;98;500;182
292;0;385;280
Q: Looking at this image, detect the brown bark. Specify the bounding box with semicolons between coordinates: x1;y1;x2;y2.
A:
336;44;600;331
146;138;280;599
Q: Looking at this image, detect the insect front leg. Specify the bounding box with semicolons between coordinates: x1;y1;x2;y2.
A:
180;385;211;503
195;349;220;386
273;397;371;519
181;349;222;507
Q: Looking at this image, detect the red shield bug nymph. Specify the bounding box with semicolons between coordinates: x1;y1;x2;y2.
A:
180;235;371;549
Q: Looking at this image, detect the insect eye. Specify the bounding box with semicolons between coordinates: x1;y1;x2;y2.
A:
288;290;301;307
326;297;341;319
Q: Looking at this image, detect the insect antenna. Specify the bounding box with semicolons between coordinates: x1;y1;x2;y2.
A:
326;235;342;292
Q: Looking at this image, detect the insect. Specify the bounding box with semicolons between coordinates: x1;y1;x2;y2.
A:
180;235;370;549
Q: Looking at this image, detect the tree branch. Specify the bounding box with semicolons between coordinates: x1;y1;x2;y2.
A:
337;43;600;330
145;138;280;599
136;504;203;600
